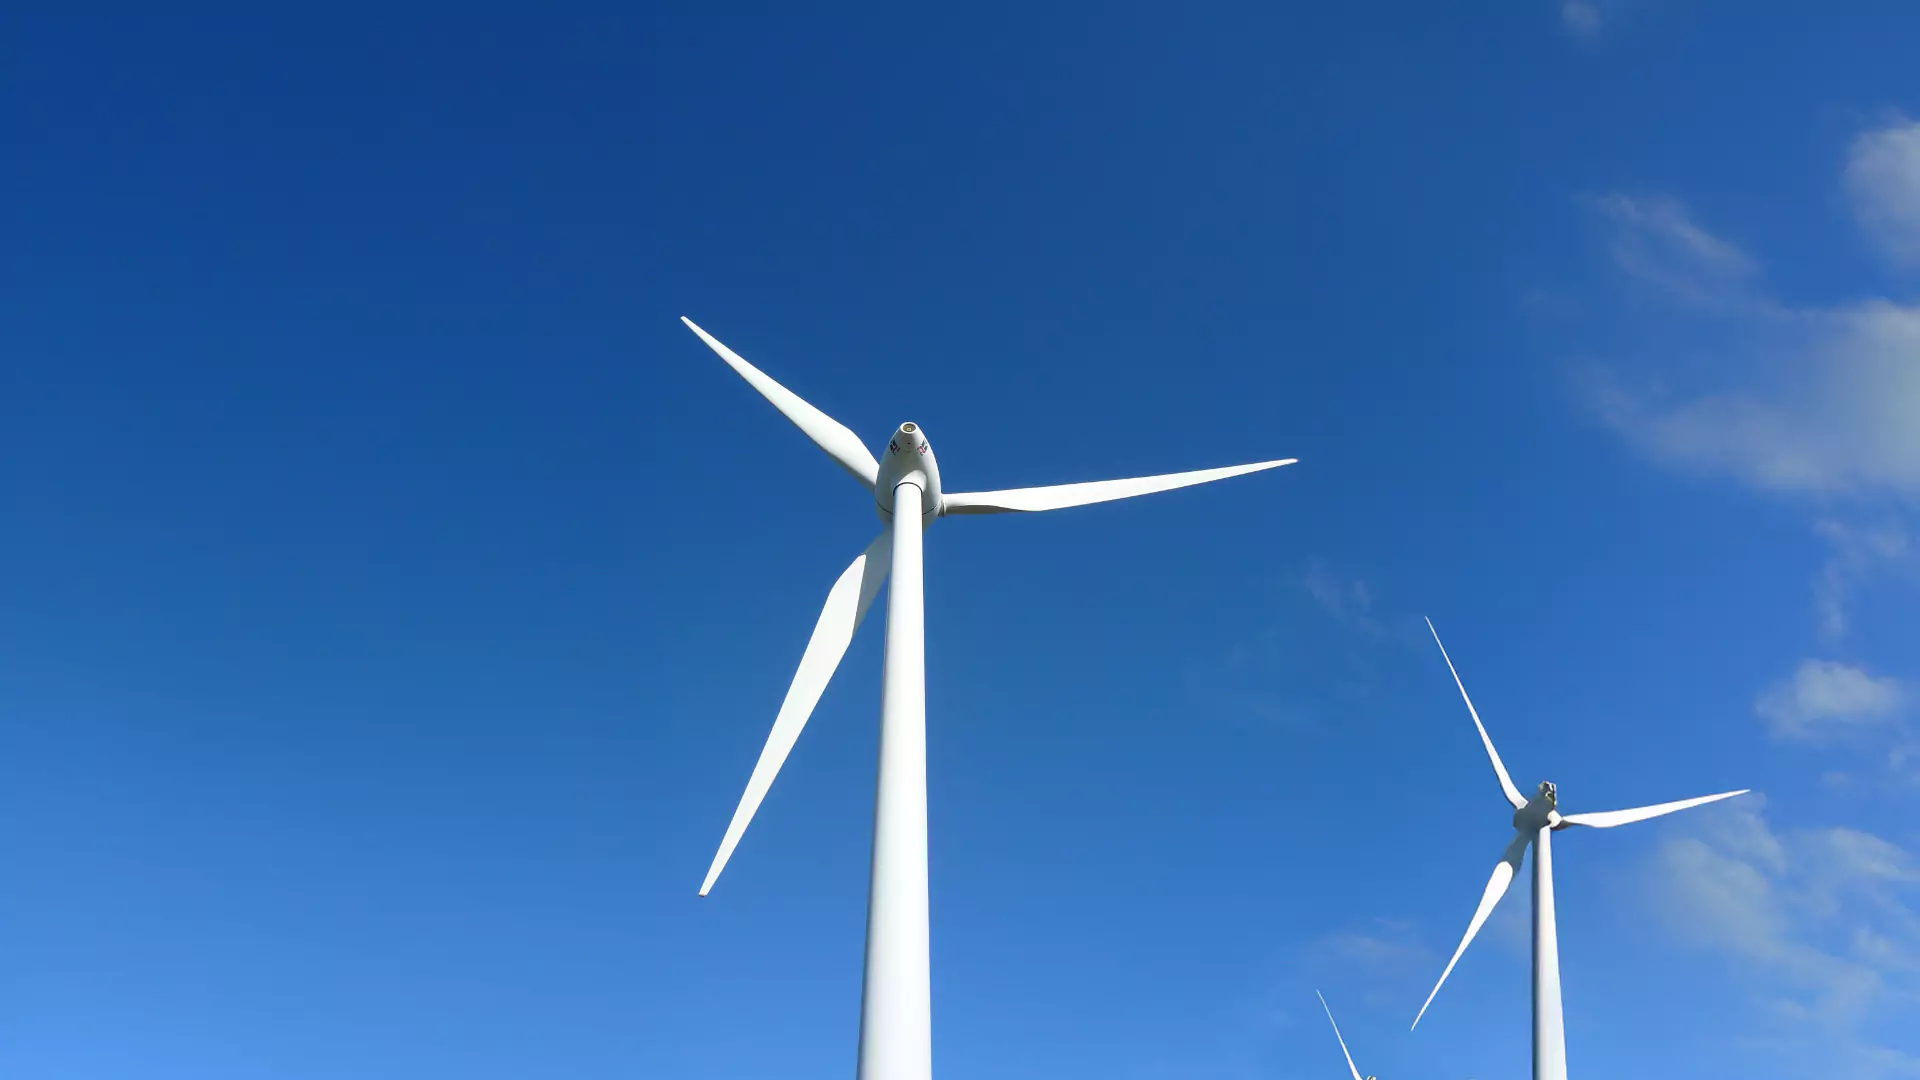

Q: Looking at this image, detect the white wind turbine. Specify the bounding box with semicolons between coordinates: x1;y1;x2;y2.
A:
683;317;1295;1080
1411;618;1749;1080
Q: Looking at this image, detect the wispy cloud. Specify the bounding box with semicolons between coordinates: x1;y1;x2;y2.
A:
1560;0;1603;38
1584;137;1920;1070
1846;116;1920;266
1587;303;1920;498
1649;797;1920;1076
1755;660;1906;743
1305;919;1438;1009
1755;658;1920;788
1301;560;1386;637
1814;519;1912;638
1583;190;1920;498
1590;192;1759;301
1308;921;1433;975
1579;133;1920;794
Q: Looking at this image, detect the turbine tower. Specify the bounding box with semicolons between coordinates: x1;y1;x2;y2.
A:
683;317;1295;1080
1411;618;1750;1080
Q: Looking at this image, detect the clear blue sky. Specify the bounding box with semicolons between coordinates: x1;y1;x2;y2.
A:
3;8;1918;1079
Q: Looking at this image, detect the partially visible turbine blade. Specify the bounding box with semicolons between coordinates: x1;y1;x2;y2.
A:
1413;830;1532;1029
700;532;893;896
941;458;1296;515
1317;991;1366;1080
1558;788;1750;830
1425;618;1527;811
681;317;881;491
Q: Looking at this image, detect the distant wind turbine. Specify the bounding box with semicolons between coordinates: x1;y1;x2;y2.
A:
1411;618;1750;1080
684;317;1296;1080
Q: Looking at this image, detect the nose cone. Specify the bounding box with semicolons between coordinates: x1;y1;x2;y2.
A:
890;422;927;454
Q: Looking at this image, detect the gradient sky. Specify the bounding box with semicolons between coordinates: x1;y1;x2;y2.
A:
3;8;1918;1080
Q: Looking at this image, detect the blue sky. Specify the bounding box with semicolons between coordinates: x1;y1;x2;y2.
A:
2;7;1918;1079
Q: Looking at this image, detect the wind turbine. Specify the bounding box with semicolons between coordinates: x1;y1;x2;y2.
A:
1318;991;1376;1080
1410;618;1749;1080
683;317;1295;1080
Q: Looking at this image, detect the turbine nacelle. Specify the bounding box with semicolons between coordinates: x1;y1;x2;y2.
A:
1516;780;1561;832
876;421;943;525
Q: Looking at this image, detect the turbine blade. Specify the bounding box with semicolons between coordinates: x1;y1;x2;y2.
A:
681;317;880;491
1425;618;1527;810
941;458;1296;515
699;532;893;895
1412;830;1531;1029
1317;991;1366;1080
1558;788;1750;829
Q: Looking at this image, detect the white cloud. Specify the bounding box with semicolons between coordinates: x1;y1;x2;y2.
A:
1756;660;1906;743
1846;118;1920;266
1754;660;1920;788
1586;196;1920;497
1649;798;1920;1076
1560;0;1603;37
